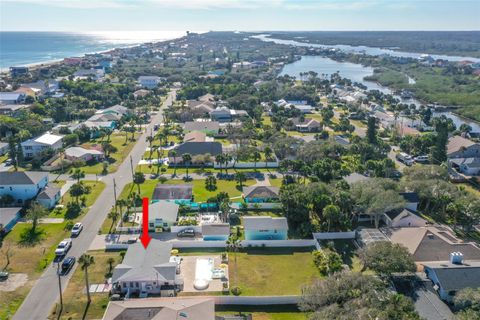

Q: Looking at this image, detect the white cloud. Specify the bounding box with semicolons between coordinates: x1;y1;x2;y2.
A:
1;0;132;9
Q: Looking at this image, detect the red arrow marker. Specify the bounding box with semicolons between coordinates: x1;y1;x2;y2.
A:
140;197;152;249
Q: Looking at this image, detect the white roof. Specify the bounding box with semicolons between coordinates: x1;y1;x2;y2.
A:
32;133;63;146
65;146;103;158
243;216;288;231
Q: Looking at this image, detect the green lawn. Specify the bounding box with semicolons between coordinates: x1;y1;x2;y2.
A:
49;250;122;320
229;248;319;295
78;132;136;174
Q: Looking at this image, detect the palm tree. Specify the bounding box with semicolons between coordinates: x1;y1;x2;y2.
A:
116;199;127;226
106;257;115;276
224;154;232;174
215;154;225;174
182;153;192;180
26;202;48;235
253;151;261;170
264;146;273;170
235;172;246;190
146;136;154;158
79;254;95;303
107;210;118;233
170;150;177;176
71;168;85;183
133;172;145;194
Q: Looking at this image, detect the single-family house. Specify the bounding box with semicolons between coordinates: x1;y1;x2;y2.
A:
449;157;480;176
0;104;30;116
21;133;63;158
14;86;37;97
111;240;183;296
169;142;222;165
133;89;150;99
243;216;288;240
423;259;480;302
152;184;193;203
96;104;129;117
209;107;232;122
201;223;230;241
344;172;371;185
243;186;280;204
36;185;61;209
88;113;122;122
382;208;427;228
447;136;480;159
386;226;480;263
0;171;49;204
63;57;83;65
290;104;313;114
21;80;59;96
138;76;163;89
102;297;215;320
73;68;105;80
65;147;104;162
183;121;220;135
148;201;179;231
187;100;215;119
184;131;207;143
9;66;29;77
0;207;22;233
0;92;26;104
288;117;321;132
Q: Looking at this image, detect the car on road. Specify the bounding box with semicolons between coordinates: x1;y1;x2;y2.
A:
177;228;195;238
71;223;83;237
59;256;76;275
4;158;12;166
55;239;72;256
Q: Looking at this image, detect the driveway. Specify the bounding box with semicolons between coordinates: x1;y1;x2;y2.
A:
13;90;177;320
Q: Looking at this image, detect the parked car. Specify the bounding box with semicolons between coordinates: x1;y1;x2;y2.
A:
59;256;76;275
153;124;160;131
177;228;195;238
396;152;414;166
150;173;159;179
4;158;12;166
55;239;72;256
0;271;9;281
414;155;429;163
71;223;83;237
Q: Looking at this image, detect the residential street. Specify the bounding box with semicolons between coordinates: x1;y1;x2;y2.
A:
13;91;176;320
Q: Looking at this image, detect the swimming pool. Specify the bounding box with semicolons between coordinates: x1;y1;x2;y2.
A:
194;258;214;290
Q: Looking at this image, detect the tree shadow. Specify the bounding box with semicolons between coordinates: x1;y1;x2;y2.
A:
81;301;91;320
18;228;45;246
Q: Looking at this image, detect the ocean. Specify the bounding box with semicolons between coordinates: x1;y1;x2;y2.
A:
0;31;187;69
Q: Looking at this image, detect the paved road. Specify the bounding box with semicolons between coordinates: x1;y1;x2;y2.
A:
13;91;176;320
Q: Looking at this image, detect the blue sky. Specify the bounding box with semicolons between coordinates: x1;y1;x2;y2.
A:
1;0;479;31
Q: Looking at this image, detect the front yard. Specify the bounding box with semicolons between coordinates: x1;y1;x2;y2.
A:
49;250;123;319
78;132;137;174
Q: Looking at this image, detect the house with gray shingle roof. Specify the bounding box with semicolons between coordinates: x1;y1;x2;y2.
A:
36;185;61;209
111;240;183;296
0;207;22;233
0;171;49;204
148;201;179;231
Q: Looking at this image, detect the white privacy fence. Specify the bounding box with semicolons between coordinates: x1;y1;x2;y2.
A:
170;225;202;233
212;295;300;305
312;231;356;240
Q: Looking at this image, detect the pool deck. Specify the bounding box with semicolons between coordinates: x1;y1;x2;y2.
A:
180;255;227;293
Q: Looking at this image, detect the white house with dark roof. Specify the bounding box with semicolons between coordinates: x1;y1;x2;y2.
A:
111;240;183;296
382;208;427;228
449;157;480;176
243;216;288;240
423;260;480;302
0;171;49;204
21;133;63;158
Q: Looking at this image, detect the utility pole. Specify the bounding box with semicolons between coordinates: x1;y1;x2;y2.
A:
113;178;118;213
130;155;134;180
56;262;63;317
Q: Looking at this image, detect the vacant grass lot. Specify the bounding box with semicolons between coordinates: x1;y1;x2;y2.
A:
0;181;104;319
78;132;136;174
229;248;319;295
49;250;123;320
